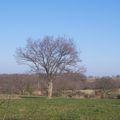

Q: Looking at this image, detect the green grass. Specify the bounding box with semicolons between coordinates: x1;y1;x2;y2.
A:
0;96;120;120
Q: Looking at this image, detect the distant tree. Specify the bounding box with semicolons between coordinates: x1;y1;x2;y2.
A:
95;77;113;98
53;72;86;93
15;36;82;98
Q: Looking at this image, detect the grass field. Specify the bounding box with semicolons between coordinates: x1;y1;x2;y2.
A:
0;96;120;120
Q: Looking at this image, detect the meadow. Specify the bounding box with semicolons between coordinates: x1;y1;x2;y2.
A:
0;96;120;120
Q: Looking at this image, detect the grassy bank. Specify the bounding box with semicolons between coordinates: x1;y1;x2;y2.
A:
0;96;120;120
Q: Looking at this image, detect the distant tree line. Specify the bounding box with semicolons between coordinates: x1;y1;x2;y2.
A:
0;74;120;97
0;73;86;95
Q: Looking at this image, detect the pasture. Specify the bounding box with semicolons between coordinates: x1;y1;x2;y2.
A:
0;96;120;120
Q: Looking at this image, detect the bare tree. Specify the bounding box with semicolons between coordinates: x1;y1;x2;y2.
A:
15;36;81;98
95;77;113;98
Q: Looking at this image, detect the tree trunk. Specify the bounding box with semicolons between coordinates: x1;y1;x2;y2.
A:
101;89;106;99
47;80;53;98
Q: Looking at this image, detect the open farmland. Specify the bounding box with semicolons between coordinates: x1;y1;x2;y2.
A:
0;97;120;120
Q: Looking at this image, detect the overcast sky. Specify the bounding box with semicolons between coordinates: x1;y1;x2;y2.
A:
0;0;120;76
